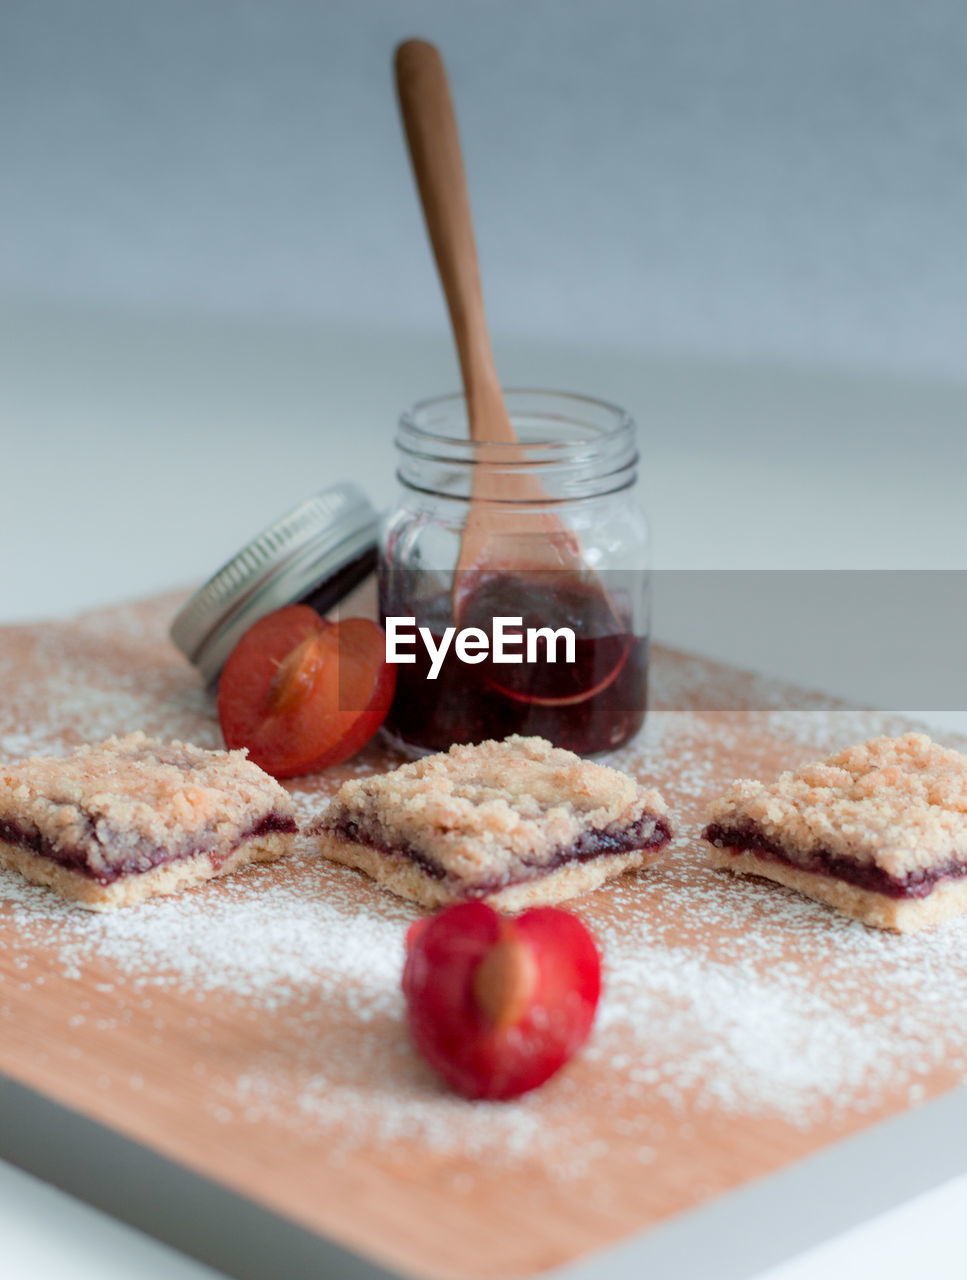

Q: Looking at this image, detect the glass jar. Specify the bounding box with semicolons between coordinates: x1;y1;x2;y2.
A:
380;389;650;756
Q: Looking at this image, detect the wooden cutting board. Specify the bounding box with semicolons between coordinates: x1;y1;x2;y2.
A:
0;592;965;1280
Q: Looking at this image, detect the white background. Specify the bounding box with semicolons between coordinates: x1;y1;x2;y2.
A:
2;2;967;1277
3;0;967;375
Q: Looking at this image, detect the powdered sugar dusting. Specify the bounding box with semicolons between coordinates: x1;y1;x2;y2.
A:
0;849;408;1005
3;595;967;1184
591;866;967;1127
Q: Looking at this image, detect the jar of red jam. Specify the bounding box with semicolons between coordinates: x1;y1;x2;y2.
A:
380;390;650;756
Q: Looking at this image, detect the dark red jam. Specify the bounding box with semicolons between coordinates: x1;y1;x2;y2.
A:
0;812;297;884
381;572;648;755
703;821;967;901
330;812;671;896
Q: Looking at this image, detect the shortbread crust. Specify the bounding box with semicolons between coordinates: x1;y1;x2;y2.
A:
703;733;967;932
0;732;297;910
308;734;671;908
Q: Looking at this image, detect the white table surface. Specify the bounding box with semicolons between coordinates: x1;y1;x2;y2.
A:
1;302;966;1278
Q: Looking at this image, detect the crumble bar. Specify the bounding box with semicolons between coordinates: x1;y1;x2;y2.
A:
702;732;967;932
0;732;297;911
307;734;671;909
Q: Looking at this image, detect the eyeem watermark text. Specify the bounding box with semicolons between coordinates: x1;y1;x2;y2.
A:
385;616;576;680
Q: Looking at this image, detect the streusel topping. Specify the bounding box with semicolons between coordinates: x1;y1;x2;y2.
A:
705;732;967;877
0;732;294;877
312;735;667;884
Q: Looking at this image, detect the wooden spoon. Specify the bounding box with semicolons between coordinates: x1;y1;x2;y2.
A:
394;39;587;610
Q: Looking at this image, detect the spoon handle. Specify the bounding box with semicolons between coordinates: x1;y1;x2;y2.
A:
394;39;514;441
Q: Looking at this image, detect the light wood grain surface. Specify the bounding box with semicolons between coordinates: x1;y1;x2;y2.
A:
0;594;964;1280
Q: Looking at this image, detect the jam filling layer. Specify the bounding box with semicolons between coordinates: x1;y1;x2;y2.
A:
330;813;672;897
703;821;967;901
0;811;297;886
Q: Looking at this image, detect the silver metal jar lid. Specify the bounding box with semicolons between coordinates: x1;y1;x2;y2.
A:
169;482;379;686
